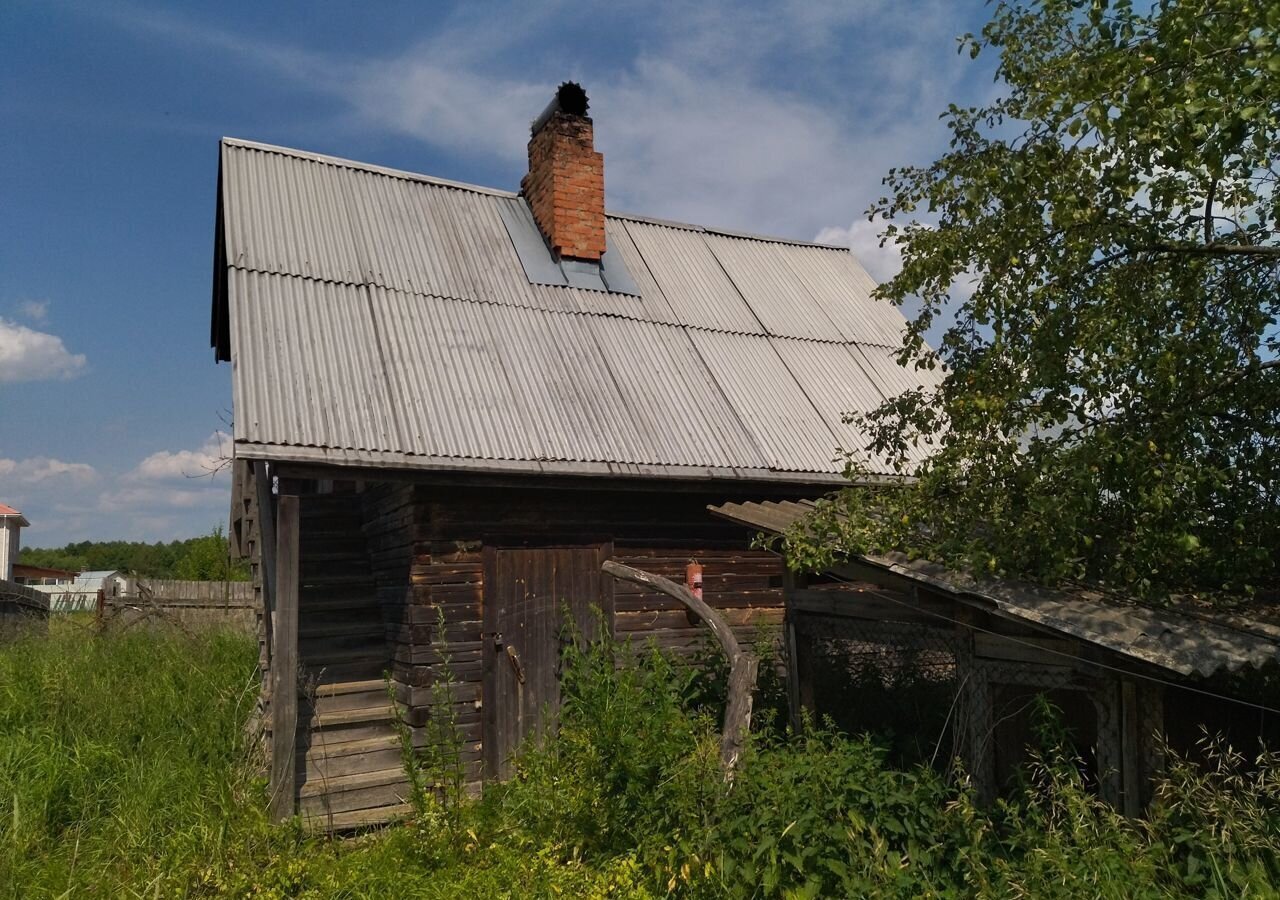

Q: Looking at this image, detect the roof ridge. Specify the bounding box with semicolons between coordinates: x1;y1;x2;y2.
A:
222;262;901;348
220;137;853;252
221;137;522;199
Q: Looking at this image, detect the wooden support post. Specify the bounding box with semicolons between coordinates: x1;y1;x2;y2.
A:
1120;678;1141;817
781;567;805;732
269;494;300;822
255;462;277;646
602;560;758;776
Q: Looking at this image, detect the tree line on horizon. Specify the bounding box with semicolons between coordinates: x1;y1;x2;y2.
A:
18;527;250;581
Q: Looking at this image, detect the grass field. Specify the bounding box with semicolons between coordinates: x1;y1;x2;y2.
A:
1;621;1276;898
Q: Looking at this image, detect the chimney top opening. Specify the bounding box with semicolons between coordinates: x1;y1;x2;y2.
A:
531;81;589;136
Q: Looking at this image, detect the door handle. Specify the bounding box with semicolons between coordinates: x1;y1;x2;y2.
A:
505;644;526;684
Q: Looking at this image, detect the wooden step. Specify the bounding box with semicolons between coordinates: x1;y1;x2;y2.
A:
312;678;387;698
300;627;384;645
301;547;369;562
299;610;386;633
299;623;385;644
298;578;373;591
299;768;410;816
300;732;400;761
301;745;403;781
302;802;412;832
298;646;390;667
300;580;378;601
306;686;394;715
299;764;405;798
300;718;398;745
302;661;390;684
305;703;398;729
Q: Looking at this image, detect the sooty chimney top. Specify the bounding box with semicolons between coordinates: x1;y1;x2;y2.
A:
531;82;590;136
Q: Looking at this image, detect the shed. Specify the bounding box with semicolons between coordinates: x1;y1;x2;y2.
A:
710;499;1280;812
212;84;939;828
34;569;129;613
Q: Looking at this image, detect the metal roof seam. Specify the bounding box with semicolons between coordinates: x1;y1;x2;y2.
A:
697;229;775;338
221;260;901;348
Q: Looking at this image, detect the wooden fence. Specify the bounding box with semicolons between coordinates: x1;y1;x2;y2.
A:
0;578;50;638
104;579;256;632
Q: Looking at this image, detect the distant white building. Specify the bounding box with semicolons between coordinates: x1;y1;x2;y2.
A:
0;504;29;582
35;570;131;613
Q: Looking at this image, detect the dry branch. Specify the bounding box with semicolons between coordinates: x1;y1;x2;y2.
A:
601;560;758;775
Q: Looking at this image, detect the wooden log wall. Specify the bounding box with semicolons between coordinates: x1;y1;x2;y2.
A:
378;482;800;785
361;483;415;642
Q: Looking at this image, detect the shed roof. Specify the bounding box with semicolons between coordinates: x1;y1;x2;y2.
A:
74;570;121;587
709;499;1280;678
212;138;939;483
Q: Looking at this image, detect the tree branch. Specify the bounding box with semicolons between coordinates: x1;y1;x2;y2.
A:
1204;178;1216;245
1147;242;1280;259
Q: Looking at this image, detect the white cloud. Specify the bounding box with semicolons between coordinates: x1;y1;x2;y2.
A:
95;0;978;241
0;456;96;485
816;219;980;307
98;486;222;511
130;431;231;481
16;300;49;324
814;219;905;284
4;439;233;547
0;318;87;383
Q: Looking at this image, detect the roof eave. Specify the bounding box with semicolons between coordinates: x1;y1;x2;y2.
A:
235;440;894;486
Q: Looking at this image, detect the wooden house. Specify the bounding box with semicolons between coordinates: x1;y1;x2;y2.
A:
211;84;940;828
711;499;1280;814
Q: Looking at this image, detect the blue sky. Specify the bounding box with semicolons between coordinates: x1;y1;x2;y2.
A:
1;0;994;547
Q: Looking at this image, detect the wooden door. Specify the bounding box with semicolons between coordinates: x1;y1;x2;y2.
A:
482;545;611;779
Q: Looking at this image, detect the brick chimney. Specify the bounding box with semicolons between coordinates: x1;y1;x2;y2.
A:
521;82;605;262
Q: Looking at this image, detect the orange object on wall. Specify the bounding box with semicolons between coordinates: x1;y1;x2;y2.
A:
686;560;704;601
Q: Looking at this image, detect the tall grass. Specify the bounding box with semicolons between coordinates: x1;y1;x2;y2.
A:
2;619;1276;898
0;618;262;897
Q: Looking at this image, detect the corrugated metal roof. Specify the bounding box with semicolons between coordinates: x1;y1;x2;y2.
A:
621;219;767;334
215;138;930;481
685;330;846;473
709;499;1280;677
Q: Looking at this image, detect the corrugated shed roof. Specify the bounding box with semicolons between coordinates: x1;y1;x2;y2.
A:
709;499;1280;678
214;138;930;481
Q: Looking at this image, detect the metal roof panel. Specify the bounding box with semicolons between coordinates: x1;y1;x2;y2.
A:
622;220;766;334
687;330;845;472
779;243;908;346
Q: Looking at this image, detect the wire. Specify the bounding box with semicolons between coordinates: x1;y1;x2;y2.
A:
816;570;1280;718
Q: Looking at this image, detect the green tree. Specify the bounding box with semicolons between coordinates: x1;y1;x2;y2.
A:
174;527;249;581
20;529;248;581
787;0;1280;601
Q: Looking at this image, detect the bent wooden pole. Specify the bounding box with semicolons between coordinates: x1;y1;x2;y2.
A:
601;560;759;775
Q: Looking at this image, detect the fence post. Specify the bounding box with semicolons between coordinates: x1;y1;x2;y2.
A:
269;494;300;822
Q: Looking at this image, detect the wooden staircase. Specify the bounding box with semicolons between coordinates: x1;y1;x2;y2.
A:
293;497;411;831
